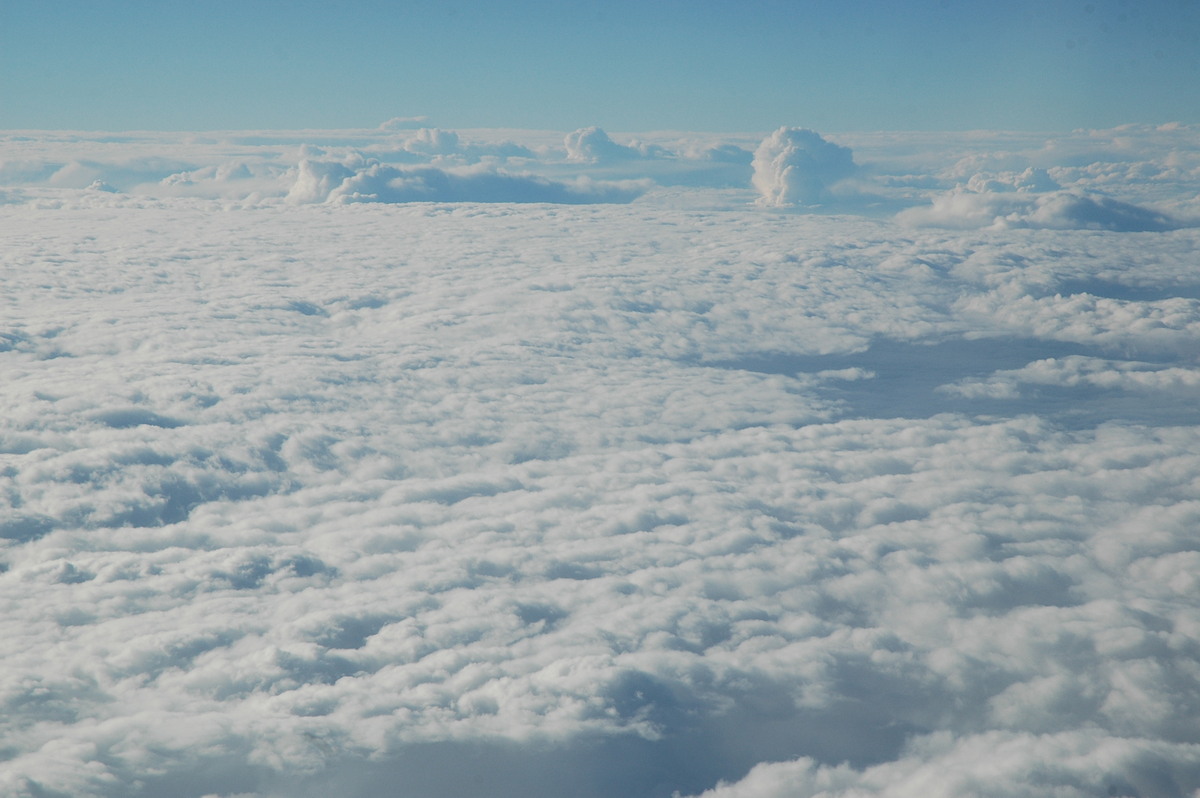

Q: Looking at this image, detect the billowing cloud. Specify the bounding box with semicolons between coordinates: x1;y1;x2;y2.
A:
285;158;360;203
1019;190;1182;231
564;126;643;163
752;127;855;206
392;128;535;162
898;187;1183;231
288;160;645;204
400;127;461;156
965;166;1060;193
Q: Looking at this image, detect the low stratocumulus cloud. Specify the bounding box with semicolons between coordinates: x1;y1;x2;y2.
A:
752;127;856;206
1;122;1200;798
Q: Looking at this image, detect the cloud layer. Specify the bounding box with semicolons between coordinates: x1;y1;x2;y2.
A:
1;123;1199;798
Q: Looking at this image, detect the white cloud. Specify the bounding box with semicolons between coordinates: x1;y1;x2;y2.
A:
752;127;856;207
965;166;1060;193
401;127;461;156
285;158;360;203
1;124;1199;798
684;732;1200;798
378;116;429;131
1018;191;1181;231
942;355;1200;399
564;126;643;163
287;160;646;204
898;187;1183;231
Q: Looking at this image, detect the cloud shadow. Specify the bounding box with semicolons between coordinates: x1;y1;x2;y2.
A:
705;337;1199;428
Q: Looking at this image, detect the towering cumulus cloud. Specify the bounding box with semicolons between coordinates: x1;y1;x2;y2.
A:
752;127;855;206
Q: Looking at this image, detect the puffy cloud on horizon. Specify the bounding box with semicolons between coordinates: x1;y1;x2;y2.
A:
752;127;856;207
898;186;1185;231
285;158;360;203
564;126;646;163
287;159;646;205
398;127;461;156
378;115;430;131
2;123;1197;217
964;166;1060;194
391;128;535;162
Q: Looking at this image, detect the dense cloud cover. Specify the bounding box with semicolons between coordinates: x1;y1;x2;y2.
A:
1;123;1199;798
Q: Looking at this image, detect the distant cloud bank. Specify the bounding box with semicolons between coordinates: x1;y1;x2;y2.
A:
0;122;1194;225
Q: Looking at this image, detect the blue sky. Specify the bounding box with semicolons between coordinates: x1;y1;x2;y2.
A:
2;0;1198;132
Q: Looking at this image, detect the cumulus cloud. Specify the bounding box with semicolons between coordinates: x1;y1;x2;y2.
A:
752;127;855;206
898;187;1183;231
1019;191;1182;231
400;127;461;156
386;128;535;163
965;166;1060;193
696;143;754;164
285;158;359;203
155;160;292;198
564;126;645;163
288;160;645;204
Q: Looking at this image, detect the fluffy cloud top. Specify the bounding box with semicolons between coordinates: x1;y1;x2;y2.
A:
287;160;645;204
400;127;461;156
564;126;644;163
752;127;855;207
899;187;1182;231
285;158;359;203
965;166;1060;193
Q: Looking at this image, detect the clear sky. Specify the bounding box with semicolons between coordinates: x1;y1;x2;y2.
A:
2;0;1197;132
